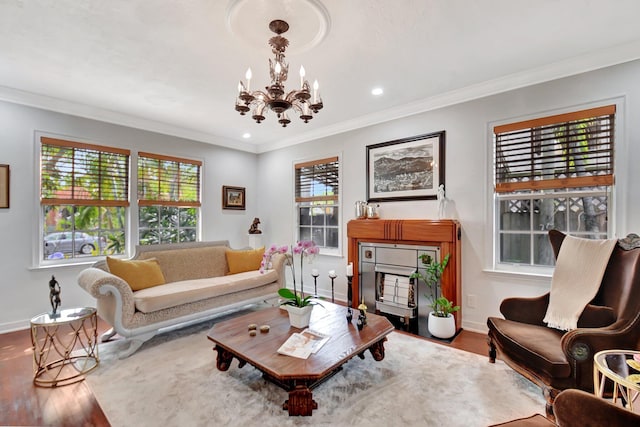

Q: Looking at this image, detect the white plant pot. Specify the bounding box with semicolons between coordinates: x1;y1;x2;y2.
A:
285;305;314;329
428;311;456;339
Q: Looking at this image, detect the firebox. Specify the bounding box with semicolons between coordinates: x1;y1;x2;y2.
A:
359;242;440;337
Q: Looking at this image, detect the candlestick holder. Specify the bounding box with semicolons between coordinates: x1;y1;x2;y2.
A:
328;273;337;303
346;275;353;323
311;271;319;296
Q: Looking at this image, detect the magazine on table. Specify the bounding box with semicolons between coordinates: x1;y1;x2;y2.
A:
277;329;330;359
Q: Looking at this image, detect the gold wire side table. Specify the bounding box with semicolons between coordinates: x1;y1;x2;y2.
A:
30;307;99;387
593;349;640;410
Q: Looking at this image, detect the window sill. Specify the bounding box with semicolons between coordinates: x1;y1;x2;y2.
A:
30;259;102;271
483;267;552;281
318;249;342;258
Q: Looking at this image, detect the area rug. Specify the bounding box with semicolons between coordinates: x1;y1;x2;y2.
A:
87;316;545;427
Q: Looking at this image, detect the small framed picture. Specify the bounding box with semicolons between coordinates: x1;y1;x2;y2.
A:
0;165;9;209
222;186;245;210
366;131;445;202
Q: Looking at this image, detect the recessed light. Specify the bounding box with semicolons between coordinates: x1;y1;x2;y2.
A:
371;87;384;96
242;133;251;139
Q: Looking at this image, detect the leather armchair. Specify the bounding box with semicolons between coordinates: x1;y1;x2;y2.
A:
487;230;640;418
491;389;640;426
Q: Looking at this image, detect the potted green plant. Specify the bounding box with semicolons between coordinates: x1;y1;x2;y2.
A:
410;253;459;339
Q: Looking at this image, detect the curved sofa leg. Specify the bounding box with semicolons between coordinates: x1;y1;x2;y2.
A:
118;331;157;359
487;336;496;363
100;327;117;343
543;386;559;422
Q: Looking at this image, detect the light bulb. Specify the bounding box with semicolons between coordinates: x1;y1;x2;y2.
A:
245;68;252;91
313;80;319;103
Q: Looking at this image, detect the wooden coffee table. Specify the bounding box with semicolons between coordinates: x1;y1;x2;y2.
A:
207;302;394;416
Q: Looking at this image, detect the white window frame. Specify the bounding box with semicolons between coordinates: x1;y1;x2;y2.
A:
486;99;625;276
36;132;131;267
136;152;202;245
293;154;342;257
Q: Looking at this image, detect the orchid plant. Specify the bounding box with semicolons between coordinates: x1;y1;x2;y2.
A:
261;240;321;308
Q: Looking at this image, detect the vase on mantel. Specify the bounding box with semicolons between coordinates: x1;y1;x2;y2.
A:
285;305;314;328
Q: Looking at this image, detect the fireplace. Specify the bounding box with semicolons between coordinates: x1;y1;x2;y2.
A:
347;219;462;335
359;242;441;336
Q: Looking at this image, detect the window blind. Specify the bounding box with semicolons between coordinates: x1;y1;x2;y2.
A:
40;137;130;206
138;152;201;207
494;105;615;193
295;156;339;203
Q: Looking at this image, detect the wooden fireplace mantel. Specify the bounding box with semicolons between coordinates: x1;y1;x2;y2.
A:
347;219;462;331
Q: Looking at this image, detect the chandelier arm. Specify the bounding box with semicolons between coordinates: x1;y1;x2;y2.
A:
247;90;270;104
285;91;301;102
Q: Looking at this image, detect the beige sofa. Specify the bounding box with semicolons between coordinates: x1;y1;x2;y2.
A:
78;240;285;358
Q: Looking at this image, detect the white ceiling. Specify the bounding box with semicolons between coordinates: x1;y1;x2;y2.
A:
1;0;640;153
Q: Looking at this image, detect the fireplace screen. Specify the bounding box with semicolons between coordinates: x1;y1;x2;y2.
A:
359;242;440;337
379;274;413;308
375;265;416;320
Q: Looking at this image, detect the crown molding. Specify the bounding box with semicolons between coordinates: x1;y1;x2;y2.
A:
0;86;258;153
258;39;640;153
1;39;639;155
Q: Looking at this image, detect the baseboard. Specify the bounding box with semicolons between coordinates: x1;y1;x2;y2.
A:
462;319;488;334
0;318;30;334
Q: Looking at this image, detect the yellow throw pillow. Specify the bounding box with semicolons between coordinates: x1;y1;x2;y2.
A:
225;247;265;274
106;257;166;291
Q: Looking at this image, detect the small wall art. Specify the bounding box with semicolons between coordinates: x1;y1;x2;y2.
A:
0;164;9;208
222;185;245;210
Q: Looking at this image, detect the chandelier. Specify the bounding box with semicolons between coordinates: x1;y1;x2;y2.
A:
234;20;323;127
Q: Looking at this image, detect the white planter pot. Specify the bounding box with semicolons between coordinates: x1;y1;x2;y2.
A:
428;311;456;339
285;305;314;328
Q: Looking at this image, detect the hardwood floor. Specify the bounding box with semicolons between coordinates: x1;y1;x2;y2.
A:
1;318;112;427
0;317;488;427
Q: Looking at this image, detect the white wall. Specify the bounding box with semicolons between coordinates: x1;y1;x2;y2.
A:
257;59;640;332
2;60;638;334
0;102;260;332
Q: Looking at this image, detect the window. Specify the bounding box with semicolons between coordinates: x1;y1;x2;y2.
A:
137;152;201;245
493;105;615;267
40;137;129;261
295;156;340;252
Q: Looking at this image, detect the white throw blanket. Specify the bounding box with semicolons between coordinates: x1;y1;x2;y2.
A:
543;235;617;331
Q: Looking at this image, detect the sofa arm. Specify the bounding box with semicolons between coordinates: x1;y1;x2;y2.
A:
500;293;549;326
269;253;287;287
555;389;640;427
77;267;136;326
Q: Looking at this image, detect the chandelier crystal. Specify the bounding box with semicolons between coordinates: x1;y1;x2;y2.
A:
234;20;323;127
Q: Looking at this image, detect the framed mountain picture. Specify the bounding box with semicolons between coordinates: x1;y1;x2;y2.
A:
366;131;445;202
